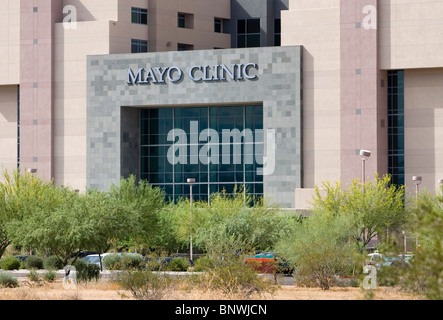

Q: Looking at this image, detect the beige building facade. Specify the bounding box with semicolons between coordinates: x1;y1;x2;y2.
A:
0;0;442;209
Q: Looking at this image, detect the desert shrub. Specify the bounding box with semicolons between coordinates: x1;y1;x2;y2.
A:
44;270;57;282
103;253;144;270
167;257;190;272
144;258;162;271
0;257;21;270
27;269;40;282
69;258;100;283
102;254;121;270
192;232;276;299
276;212;357;290
121;253;144;269
115;270;176;300
0;273;19;288
400;190;443;299
193;255;213;272
44;256;63;270
26;256;43;270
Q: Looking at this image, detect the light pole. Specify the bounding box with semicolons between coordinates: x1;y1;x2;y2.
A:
27;168;37;255
360;150;371;191
187;178;195;263
412;176;422;201
412;176;422;249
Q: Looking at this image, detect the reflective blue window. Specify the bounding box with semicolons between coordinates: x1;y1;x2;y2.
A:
140;105;264;202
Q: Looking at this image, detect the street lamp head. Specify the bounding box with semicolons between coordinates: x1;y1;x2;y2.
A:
187;178;196;184
360;149;371;160
27;168;37;174
412;176;422;185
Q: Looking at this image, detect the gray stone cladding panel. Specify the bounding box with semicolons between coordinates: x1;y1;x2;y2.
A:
87;46;302;208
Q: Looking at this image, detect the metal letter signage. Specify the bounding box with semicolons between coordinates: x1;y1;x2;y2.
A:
126;63;258;85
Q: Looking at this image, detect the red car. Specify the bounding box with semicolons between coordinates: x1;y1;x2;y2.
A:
245;252;276;274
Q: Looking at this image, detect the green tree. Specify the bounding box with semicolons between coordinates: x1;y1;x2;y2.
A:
109;176;165;251
311;174;408;251
156;199;209;253
0;169;58;257
276;212;357;290
6;186;89;266
82;189;135;270
401;189;443;299
194;190;293;253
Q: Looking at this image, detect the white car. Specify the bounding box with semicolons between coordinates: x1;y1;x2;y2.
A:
83;253;113;270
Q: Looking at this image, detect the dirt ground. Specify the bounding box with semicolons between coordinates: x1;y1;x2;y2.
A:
0;279;420;300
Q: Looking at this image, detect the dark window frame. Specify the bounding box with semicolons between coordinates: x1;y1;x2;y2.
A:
237;18;261;48
131;39;148;53
131;7;148;25
214;18;222;33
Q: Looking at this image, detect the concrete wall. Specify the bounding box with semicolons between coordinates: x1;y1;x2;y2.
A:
0;85;18;177
339;0;388;186
404;68;443;195
379;0;443;70
87;46;303;208
282;0;342;190
0;0;20;85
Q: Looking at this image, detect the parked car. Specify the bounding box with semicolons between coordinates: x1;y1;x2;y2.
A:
245;252;276;274
367;252;413;270
83;253;113;270
13;255;31;262
71;251;97;259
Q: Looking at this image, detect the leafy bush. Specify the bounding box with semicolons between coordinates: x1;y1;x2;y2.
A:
27;269;40;282
114;270;176;300
70;258;100;283
192;233;276;299
102;254;121;270
0;257;21;270
276;212;357;290
26;256;43;270
44;256;63;270
44;270;57;282
121;253;144;270
103;253;144;270
0;273;19;288
193;256;214;272
167;258;190;272
400;190;443;299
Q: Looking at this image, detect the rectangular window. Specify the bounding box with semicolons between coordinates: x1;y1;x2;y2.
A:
178;43;194;51
131;7;148;25
214;18;222;33
140;105;264;203
178;13;186;28
178;13;194;29
131;39;148;53
274;19;281;46
388;70;405;186
237;19;261;48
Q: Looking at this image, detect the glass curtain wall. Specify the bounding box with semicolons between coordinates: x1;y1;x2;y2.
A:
140;105;264;202
388;70;405;186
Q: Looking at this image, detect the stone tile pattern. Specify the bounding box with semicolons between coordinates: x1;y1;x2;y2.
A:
87;46;302;208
